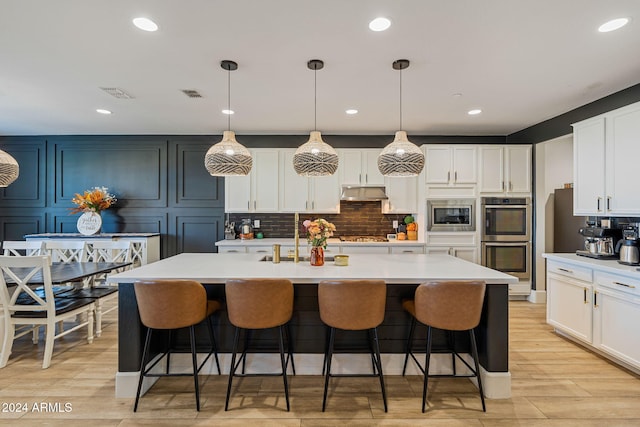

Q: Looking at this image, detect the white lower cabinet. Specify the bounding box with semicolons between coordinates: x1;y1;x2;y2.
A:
593;272;640;368
425;246;477;263
547;271;593;343
546;257;640;372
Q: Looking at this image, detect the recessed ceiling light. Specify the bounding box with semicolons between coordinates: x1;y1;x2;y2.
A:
96;109;112;115
133;17;158;32
222;109;234;115
369;17;391;32
598;17;629;32
345;109;358;115
468;109;482;115
452;93;463;98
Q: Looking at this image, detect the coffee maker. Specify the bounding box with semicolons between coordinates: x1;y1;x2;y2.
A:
616;224;640;265
576;226;622;259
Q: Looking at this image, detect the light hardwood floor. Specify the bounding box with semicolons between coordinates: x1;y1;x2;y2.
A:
1;300;639;426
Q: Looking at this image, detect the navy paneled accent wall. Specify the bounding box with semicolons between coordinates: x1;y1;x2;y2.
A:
0;136;226;257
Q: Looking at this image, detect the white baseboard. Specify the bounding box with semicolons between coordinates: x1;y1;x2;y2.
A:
116;352;511;399
528;289;547;303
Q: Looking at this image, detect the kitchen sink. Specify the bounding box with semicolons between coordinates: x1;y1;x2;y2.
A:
260;255;335;262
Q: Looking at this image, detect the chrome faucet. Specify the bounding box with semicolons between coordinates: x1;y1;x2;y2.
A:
293;212;300;263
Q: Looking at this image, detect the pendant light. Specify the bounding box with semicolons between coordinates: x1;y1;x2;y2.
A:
377;59;425;177
204;60;252;176
0;149;19;187
293;59;339;177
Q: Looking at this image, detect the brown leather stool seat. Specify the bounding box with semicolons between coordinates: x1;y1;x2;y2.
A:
224;278;294;411
318;279;388;412
133;280;222;412
402;280;486;412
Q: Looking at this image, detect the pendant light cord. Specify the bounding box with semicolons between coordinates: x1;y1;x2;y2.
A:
399;66;403;131
314;66;317;131
227;67;231;132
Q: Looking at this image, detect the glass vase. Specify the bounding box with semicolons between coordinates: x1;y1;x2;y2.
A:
310;246;324;266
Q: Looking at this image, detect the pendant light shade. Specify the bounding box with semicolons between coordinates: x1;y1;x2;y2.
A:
0;149;19;187
204;60;253;177
204;130;253;176
378;59;425;177
293;59;338;177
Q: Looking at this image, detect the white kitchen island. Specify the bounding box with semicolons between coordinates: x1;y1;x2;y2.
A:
108;252;517;398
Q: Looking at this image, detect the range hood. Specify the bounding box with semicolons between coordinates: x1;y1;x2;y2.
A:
340;185;388;201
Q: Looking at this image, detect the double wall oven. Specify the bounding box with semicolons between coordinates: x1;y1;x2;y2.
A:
481;197;531;280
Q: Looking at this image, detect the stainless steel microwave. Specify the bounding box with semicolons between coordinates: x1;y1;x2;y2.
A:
427;199;476;232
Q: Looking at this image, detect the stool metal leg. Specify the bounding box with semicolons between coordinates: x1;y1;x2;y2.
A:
133;327;153;412
278;325;291;411
321;325;330;376
371;327;388;413
165;329;172;374
422;325;433;413
189;325;201;411
225;327;241;411
367;329;378;375
470;329;486;412
206;315;221;374
285;323;296;375
322;327;336;412
402;316;416;376
448;330;457;376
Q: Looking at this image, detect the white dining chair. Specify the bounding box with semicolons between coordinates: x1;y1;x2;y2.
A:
58;240;132;337
2;241;46;256
0;255;95;369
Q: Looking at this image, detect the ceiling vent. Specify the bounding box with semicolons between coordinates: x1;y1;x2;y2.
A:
181;89;203;98
100;87;135;99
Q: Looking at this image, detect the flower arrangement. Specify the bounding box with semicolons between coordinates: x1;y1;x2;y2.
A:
303;218;336;248
70;186;117;214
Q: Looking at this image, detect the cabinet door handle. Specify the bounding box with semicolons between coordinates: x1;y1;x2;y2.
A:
247;201;250;210
613;281;636;289
558;267;573;273
365;173;368;183
447;171;450;182
359;173;362;183
583;287;588;304
597;197;602;212
502;181;505;191
454;171;458;182
305;201;308;210
593;290;598;308
607;196;611;211
403;250;414;253
254;200;256;210
256;250;268;253
509;181;513;191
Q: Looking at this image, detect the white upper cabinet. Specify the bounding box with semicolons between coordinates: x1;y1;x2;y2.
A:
279;149;340;213
339;149;384;186
479;145;531;195
383;176;418;213
225;149;279;213
425;145;477;185
573;102;640;216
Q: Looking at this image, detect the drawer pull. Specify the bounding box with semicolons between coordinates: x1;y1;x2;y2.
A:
558;268;573;273
256;250;268;253
613;281;636;289
594;290;598;308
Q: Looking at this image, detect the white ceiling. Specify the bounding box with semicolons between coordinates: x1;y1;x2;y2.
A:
1;0;639;137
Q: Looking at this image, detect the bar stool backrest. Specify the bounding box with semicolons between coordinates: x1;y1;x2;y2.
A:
225;278;293;329
318;280;386;330
134;280;207;330
415;281;486;331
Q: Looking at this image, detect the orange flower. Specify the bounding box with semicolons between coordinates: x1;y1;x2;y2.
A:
70;186;117;214
302;218;336;248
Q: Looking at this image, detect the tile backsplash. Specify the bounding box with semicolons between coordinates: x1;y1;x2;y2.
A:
228;201;411;238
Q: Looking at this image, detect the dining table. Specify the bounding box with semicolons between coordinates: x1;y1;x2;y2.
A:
0;261;132;349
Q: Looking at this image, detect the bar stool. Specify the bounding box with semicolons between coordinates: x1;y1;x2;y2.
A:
402;280;486;413
133;280;222;412
318;279;387;412
224;278;294;411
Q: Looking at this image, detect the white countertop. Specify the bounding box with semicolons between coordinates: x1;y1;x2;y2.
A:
108;252;517;285
215;238;425;247
543;253;640;278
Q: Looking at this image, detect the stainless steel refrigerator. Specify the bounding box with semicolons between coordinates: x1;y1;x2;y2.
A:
553;188;588;252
